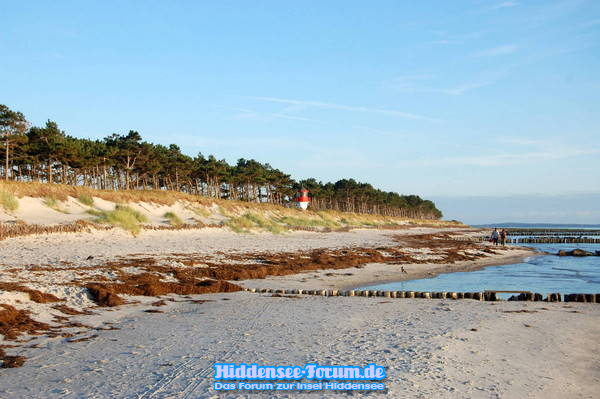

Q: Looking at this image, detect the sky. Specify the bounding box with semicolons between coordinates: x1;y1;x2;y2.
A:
2;0;599;223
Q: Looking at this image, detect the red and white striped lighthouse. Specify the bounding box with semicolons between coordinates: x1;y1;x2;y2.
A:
294;188;310;210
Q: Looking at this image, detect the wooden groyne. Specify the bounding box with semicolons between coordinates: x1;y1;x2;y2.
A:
463;236;600;244
502;229;600;236
245;288;600;303
507;237;600;244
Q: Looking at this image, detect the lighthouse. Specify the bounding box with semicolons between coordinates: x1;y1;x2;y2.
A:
294;188;310;210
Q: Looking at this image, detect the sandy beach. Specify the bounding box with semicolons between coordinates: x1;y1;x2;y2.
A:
1;226;598;398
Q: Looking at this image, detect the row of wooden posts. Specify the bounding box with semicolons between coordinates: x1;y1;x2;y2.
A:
506;237;600;244
501;229;600;236
469;236;600;244
245;288;600;303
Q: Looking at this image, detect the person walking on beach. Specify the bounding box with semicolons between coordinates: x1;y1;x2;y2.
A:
491;228;499;246
499;229;507;246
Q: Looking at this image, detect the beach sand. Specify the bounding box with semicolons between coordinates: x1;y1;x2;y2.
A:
1;227;598;398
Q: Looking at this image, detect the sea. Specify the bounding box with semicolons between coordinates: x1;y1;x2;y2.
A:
362;225;600;298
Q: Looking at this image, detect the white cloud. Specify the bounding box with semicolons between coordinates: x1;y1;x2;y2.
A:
476;44;519;57
390;68;511;95
491;1;519;10
231;108;316;122
247;96;435;121
405;147;600;167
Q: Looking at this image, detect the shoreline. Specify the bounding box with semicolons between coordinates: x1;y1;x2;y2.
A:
240;246;538;292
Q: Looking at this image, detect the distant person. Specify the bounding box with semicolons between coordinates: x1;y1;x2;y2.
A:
491;228;499;246
500;229;507;246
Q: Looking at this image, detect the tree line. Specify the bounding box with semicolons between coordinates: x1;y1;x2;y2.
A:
0;104;442;219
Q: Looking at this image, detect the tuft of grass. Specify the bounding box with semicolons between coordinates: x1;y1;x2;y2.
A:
89;205;148;235
218;205;234;217
225;215;255;233
276;214;341;229
244;213;286;234
163;211;183;226
77;194;94;206
43;196;69;213
0;189;19;212
189;206;211;218
225;213;287;234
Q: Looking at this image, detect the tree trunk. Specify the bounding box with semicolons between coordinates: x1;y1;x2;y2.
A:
4;138;9;180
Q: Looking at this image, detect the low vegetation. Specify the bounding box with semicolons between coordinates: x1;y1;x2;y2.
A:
77;194;94;206
43;196;69;213
163;211;183;226
225;213;285;234
188;206;211;218
0;189;19;212
88;205;148;235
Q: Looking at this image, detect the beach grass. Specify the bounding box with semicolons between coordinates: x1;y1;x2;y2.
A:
163;211;184;226
225;213;287;234
88;205;148;235
0;189;19;212
43;196;69;213
189;206;211;218
77;194;94;206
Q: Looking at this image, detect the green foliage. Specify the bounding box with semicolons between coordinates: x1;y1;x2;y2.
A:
225;213;286;234
90;205;148;235
189;206;211;218
163;211;183;226
1;104;444;220
43;196;69;213
0;189;19;212
77;194;94;206
276;215;340;229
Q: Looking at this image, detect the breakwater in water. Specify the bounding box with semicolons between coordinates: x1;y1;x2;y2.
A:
499;229;600;236
507;237;600;244
244;288;600;303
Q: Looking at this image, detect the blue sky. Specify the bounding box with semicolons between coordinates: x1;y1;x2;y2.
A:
2;1;599;223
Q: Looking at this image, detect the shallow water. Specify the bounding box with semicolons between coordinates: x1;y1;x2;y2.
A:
363;243;600;297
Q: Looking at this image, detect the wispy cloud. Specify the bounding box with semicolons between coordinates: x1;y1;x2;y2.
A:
231;108;316;122
441;81;496;95
247;96;435;121
472;1;519;14
476;44;519;57
405;147;600;167
491;1;519;10
390;68;511;95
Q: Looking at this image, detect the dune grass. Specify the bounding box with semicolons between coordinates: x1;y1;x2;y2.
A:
163;211;183;226
0;189;19;212
88;205;148;235
188;206;211;218
77;194;94;206
43;196;69;213
225;213;287;234
0;181;465;233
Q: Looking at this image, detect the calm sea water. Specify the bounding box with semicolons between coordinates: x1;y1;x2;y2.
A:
362;243;600;297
